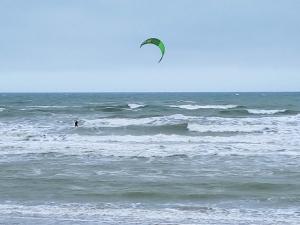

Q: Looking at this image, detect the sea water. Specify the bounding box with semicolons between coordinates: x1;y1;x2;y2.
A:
0;93;299;224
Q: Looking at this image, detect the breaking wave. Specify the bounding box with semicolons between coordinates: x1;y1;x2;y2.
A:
169;104;238;110
127;103;145;109
247;109;287;115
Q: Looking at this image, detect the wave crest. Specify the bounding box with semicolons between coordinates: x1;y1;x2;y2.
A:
247;109;287;115
169;104;238;110
127;103;145;109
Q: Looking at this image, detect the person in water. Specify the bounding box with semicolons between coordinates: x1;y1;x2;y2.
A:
74;120;79;127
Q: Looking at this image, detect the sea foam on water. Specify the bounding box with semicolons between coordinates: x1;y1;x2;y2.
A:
0;93;299;224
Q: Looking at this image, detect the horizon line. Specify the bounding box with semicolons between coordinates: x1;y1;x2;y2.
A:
1;91;300;94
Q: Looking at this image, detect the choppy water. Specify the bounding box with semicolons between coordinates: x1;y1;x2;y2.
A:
0;93;300;224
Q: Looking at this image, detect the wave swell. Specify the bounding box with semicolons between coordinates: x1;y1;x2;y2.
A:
169;104;238;110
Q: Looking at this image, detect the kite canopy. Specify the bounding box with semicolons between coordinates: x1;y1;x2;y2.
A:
140;38;165;63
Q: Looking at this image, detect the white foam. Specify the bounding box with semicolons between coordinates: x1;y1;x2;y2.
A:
247;109;286;115
0;203;298;224
84;118;152;127
1;114;300;157
0;108;5;112
24;106;81;109
169;104;238;110
127;103;145;109
83;114;190;127
1;129;300;157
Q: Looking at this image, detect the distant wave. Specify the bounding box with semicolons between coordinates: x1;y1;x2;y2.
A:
58;104;128;112
23;105;78;109
11;100;33;104
17;104;146;112
84;104;143;112
0;108;5;112
247;109;287;115
177;100;196;103
220;109;296;116
127;103;145;109
169;104;238;110
19;105;81;111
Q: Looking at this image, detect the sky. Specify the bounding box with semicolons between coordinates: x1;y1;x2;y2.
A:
0;0;300;92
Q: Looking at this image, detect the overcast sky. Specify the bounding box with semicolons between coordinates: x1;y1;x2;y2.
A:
0;0;300;92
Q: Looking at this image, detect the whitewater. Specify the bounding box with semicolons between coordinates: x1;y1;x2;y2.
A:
0;92;299;224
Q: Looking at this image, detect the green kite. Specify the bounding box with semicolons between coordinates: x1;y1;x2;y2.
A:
140;38;165;63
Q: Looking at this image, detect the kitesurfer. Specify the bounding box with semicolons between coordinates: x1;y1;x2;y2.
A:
74;120;79;127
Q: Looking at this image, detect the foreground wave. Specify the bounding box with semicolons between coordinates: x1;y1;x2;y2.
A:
0;202;299;225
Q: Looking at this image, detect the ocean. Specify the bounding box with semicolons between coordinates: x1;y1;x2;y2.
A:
0;92;299;224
